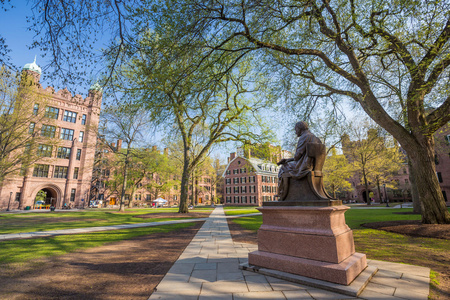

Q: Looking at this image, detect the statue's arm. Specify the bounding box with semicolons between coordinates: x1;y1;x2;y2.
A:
277;158;294;165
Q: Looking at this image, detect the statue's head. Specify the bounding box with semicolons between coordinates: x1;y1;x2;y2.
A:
295;121;308;136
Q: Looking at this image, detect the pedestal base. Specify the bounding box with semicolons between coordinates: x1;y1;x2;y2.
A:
249;205;367;285
248;250;367;285
240;262;377;297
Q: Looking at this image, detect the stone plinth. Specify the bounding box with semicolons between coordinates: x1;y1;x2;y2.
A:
248;205;367;285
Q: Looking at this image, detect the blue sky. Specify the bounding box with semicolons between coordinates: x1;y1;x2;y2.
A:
0;2;97;95
0;2;287;159
1;2;46;76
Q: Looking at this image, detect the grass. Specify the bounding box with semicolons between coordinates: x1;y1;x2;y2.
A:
224;208;260;216
0;222;196;264
0;208;211;234
231;208;422;231
224;206;258;210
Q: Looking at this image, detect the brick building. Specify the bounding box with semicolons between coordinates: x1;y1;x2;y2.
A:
0;59;101;210
223;149;281;206
91;144;216;207
340;131;411;203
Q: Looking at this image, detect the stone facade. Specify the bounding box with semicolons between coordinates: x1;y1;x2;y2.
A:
0;64;101;210
223;151;280;206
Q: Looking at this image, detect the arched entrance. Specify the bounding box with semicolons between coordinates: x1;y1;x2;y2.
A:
362;191;368;203
35;187;58;206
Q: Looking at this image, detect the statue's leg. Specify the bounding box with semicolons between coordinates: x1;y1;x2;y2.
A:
278;176;289;200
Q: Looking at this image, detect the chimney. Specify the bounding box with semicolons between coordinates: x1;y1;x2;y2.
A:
230;152;236;160
117;139;123;149
164;148;168;155
152;145;157;152
247;149;251;159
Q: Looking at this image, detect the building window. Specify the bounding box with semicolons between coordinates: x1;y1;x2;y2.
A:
73;167;79;179
79;131;84;142
29;122;35;134
33;164;49;177
226;170;230;175
63;110;77;123
57;147;71;159
15;192;21;201
45;106;59;119
226;196;231;203
81;114;87;125
41;125;56;138
76;149;81;160
146;194;151;201
54;166;68;178
37;144;53;157
33;103;39;115
60;128;74;140
70;189;76;202
437;172;443;183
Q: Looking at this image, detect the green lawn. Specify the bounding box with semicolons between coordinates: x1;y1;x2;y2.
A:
0;222;197;264
224;208;260;216
223;206;259;210
231;208;422;230
0;208;211;234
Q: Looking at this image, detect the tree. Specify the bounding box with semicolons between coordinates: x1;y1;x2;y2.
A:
323;147;354;199
102;102;152;212
121;38;271;213
342;125;403;205
30;1;450;222
143;149;179;203
0;67;57;182
160;0;449;223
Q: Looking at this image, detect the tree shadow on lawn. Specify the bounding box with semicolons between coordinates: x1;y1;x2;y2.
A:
0;222;203;300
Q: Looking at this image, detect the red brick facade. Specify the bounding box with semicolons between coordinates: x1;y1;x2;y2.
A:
223;152;279;206
0;65;101;210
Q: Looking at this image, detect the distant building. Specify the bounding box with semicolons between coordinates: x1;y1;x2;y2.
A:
340;130;411;203
223;149;283;206
0;58;102;209
90;143;216;207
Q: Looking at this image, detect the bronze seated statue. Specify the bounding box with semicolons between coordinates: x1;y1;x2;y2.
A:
271;122;340;206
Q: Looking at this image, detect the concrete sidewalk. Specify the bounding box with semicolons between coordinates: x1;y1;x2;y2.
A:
150;206;430;300
0;218;208;240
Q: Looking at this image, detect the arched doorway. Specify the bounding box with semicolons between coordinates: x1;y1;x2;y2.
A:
362;191;368;203
35;187;58;206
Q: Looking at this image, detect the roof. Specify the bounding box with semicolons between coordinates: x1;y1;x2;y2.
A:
23;56;42;75
222;155;280;177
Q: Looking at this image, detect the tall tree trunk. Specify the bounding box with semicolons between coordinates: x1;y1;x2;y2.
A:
119;151;130;212
119;167;127;212
376;176;382;203
408;157;421;214
408;143;450;224
128;190;135;208
362;170;371;205
178;152;190;213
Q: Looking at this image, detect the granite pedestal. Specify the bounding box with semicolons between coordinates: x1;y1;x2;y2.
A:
247;205;367;285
